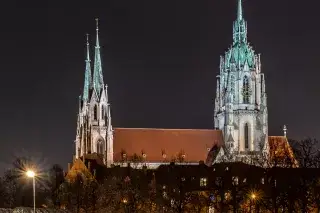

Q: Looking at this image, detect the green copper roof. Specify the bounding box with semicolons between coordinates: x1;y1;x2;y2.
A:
93;18;104;96
83;34;92;101
224;0;255;69
233;0;247;45
225;43;255;69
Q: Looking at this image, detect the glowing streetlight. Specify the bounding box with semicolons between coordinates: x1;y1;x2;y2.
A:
26;170;35;178
26;170;36;213
251;193;256;200
122;198;128;204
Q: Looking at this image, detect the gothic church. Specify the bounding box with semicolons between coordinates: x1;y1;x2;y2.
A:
72;0;295;171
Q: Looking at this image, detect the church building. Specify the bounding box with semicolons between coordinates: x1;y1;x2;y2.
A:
71;0;295;172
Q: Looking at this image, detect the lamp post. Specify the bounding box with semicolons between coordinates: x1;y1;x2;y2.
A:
250;193;256;213
26;170;36;213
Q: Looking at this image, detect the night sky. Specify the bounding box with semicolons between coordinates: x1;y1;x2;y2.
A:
1;0;320;172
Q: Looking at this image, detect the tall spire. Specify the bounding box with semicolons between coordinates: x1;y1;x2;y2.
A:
93;18;104;96
237;0;243;21
83;34;92;101
233;0;247;44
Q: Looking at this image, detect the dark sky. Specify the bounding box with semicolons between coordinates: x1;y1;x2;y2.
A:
1;0;320;172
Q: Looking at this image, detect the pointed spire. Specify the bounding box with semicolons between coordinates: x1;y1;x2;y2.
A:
283;125;287;137
237;0;243;21
233;0;247;44
83;34;92;101
93;18;104;96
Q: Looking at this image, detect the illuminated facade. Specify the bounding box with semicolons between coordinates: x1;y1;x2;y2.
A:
72;1;295;169
75;19;113;167
214;0;269;162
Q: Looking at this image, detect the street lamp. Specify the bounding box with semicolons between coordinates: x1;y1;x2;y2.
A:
251;193;256;200
250;193;257;213
26;170;36;213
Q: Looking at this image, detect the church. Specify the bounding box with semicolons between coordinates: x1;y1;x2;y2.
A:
70;0;295;172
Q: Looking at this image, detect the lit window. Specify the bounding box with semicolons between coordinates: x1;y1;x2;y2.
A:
200;177;207;187
232;176;238;185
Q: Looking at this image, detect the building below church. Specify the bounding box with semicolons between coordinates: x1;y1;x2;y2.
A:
70;0;296;173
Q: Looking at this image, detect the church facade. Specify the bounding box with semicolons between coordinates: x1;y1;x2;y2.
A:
213;0;268;162
73;0;295;169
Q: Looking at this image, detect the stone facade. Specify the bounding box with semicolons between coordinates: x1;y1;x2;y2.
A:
75;20;113;167
214;0;269;162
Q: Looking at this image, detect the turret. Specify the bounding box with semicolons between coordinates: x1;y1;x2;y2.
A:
83;34;92;102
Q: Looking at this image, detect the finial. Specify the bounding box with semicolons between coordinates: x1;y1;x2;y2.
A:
237;0;243;21
95;18;99;31
86;33;89;45
283;125;287;137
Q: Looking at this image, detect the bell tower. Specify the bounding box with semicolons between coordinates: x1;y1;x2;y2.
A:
214;0;268;161
75;19;114;167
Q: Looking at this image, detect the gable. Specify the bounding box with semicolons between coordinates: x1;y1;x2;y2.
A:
65;158;93;182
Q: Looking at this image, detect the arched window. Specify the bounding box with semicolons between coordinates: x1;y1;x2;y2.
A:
101;105;105;120
244;123;249;149
94;105;98;120
243;76;250;104
97;139;104;155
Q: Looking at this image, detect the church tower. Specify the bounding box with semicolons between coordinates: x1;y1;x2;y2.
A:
214;0;268;161
75;19;114;167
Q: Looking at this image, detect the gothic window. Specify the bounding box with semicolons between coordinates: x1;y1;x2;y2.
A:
78;147;81;157
244;123;249;149
242;76;250;104
94;105;98;120
101;105;105;120
97;139;104;155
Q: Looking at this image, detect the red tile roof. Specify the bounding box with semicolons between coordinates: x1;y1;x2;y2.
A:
113;128;224;163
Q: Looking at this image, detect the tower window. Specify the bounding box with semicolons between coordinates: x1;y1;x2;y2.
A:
94;105;98;120
101;105;105;120
244;123;249;149
243;76;250;104
97;139;104;155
